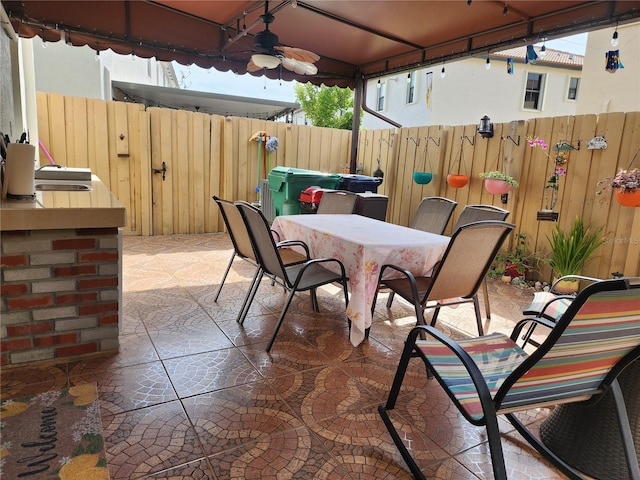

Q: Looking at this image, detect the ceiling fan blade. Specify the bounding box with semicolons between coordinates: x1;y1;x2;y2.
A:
282;58;318;75
274;46;320;64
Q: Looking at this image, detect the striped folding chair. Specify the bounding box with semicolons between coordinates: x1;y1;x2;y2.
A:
379;277;640;480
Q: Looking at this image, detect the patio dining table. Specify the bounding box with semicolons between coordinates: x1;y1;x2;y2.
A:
270;214;450;346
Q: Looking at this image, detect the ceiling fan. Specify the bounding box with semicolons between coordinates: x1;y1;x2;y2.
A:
247;1;319;75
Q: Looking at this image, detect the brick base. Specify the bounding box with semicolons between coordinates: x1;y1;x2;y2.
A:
1;228;121;366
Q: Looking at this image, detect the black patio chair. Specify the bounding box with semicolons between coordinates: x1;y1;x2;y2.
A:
236;201;350;352
373;220;514;336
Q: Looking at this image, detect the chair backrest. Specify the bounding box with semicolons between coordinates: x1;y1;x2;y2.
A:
212;195;256;262
498;277;640;410
317;190;358;214
452;204;509;232
425;220;514;302
409;196;457;234
235;201;290;284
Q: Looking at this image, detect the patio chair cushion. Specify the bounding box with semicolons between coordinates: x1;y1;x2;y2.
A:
416;333;527;420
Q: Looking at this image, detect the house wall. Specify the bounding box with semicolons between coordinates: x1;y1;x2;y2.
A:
577;23;640;115
363;56;583;130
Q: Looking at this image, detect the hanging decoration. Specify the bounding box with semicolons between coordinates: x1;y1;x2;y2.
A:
506;58;514;75
527;136;572;219
425;72;433;109
605;50;624;73
525;45;538;64
587;136;608;150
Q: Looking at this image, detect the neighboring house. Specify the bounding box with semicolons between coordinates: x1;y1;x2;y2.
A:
362;21;640;129
27;36;178;100
20;36;298;121
362;45;583;129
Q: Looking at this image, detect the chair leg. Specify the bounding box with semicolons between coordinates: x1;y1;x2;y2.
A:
378;328;427;479
266;288;296;352
484;412;508;480
310;288;319;312
505;413;585;480
482;276;491;319
378;405;426;480
237;269;263;325
611;379;640;480
472;295;484;336
386;291;396;308
214;252;236;302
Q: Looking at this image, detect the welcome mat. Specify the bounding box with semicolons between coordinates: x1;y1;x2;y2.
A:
0;383;109;479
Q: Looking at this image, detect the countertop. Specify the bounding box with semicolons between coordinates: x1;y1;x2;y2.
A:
1;176;126;231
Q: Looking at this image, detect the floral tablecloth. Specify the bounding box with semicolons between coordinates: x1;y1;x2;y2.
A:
271;214;450;346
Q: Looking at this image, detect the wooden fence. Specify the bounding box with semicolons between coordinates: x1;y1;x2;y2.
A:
36;92;639;279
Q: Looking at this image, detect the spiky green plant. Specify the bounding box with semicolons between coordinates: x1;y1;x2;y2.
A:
545;216;604;277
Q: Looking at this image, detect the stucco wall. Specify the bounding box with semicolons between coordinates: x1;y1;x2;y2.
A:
576;23;640;115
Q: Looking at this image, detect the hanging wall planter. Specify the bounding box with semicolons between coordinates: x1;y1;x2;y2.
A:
447;174;469;188
413;172;433;184
479;171;519;195
615;189;640;207
484;178;511;195
447;136;470;188
413;139;434;185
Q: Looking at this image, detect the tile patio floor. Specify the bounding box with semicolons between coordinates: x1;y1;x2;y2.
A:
1;232;586;479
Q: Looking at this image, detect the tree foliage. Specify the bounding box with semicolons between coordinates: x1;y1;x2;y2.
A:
294;83;357;130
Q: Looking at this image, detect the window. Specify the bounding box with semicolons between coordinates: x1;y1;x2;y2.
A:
406;71;416;104
523;72;545;110
568;77;580;100
376;81;386;111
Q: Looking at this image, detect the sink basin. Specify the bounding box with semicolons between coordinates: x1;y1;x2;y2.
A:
36;183;92;191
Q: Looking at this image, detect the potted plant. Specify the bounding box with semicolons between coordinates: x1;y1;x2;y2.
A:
597;168;640;207
545;216;604;293
479;171;519;195
489;232;533;281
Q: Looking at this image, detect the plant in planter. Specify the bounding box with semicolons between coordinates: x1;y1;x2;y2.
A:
545;216;604;293
489;233;534;281
597;167;640;207
479;171;519;195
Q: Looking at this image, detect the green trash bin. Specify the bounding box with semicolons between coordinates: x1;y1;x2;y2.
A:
268;167;341;216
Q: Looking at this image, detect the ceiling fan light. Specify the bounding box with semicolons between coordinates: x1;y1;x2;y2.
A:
252;54;281;69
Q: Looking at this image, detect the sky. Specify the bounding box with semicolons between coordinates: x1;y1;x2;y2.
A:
172;32;588;102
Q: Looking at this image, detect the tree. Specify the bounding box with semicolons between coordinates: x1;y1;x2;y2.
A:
294;83;358;130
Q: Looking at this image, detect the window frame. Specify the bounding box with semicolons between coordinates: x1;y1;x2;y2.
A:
406;71;417;105
523;71;546;111
567;76;580;101
376;80;387;112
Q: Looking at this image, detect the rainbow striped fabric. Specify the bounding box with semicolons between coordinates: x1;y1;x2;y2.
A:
417;288;640;422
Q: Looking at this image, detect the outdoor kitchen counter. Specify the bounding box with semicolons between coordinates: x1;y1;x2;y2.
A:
0;175;126;366
0;175;126;231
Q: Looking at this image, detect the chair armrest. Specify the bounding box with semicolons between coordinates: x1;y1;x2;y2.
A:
271;229;281;242
276;240;310;258
510;316;556;341
302;258;348;280
550;275;601;293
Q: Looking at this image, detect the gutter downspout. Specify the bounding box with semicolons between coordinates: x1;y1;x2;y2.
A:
350;75;402;173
